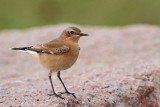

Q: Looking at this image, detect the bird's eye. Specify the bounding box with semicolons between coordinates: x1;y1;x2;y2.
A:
69;31;75;34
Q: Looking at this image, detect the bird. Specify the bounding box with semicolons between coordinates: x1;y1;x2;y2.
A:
11;27;88;99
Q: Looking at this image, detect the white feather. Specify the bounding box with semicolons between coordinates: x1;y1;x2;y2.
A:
25;50;38;55
16;50;38;56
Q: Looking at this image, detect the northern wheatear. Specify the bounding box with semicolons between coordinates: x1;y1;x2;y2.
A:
11;27;88;99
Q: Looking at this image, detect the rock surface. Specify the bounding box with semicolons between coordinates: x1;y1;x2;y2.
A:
0;24;160;107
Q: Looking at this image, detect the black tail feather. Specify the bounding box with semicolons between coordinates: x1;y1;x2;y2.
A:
11;47;31;51
10;46;52;54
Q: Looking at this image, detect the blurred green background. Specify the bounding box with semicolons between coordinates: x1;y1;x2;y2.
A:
0;0;160;30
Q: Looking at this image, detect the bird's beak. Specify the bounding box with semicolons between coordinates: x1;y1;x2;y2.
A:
79;33;88;36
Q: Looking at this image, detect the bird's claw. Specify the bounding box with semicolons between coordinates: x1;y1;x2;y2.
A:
58;91;77;98
48;93;64;99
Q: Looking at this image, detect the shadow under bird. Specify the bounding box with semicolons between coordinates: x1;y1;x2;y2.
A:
11;27;88;99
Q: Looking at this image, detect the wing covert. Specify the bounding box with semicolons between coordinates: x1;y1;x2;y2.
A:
31;39;69;55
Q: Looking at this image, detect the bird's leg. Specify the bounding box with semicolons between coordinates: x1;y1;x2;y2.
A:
57;71;76;98
48;70;64;99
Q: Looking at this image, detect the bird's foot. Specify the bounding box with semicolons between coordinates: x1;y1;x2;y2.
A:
58;91;76;98
48;93;64;99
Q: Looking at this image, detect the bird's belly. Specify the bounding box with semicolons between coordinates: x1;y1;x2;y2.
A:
39;50;79;71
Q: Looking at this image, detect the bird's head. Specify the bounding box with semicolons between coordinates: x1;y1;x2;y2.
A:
60;27;88;43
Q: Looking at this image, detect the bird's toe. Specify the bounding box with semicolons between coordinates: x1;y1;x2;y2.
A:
48;93;64;99
58;91;76;98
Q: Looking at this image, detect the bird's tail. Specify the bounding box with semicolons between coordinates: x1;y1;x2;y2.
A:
10;47;31;51
10;46;39;56
10;46;51;55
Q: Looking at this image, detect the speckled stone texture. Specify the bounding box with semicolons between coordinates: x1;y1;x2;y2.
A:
0;24;160;107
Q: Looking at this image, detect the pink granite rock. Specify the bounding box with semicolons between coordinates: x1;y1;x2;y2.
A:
0;24;160;106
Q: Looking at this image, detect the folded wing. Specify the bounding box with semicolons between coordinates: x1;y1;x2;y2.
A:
11;39;69;55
